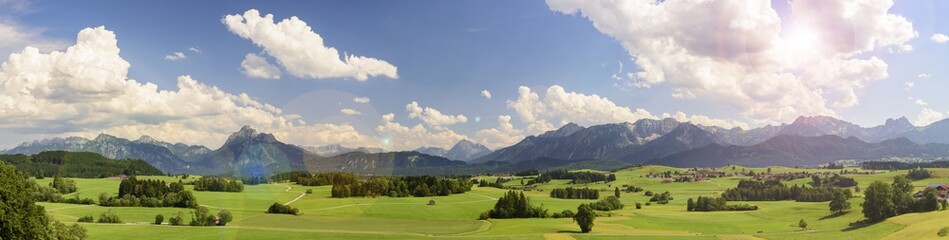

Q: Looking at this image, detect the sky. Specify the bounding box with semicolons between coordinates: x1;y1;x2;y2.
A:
0;0;946;151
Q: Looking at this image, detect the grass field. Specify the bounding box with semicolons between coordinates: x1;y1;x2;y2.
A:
37;166;949;239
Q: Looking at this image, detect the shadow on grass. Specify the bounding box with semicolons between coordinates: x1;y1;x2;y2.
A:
556;230;584;234
842;219;880;232
819;211;848;220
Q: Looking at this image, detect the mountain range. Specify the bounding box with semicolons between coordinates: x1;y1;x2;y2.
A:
6;115;949;175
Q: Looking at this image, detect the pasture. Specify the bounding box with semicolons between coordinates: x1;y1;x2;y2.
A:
38;166;949;239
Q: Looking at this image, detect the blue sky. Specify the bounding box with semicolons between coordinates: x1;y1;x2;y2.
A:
0;0;946;150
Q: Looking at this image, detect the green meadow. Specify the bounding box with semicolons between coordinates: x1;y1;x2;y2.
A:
38;166;949;240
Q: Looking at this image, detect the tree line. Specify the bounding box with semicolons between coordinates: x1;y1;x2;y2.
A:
863;161;949;170
550;187;600;199
721;179;852;202
907;169;932;180
193;176;244;192
687;196;758;211
534;169;612;184
291;172;360;186
330;175;472;198
99;177;198;208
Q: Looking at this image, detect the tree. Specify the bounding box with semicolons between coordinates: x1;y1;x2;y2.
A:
574;204;596;233
614;187;621;198
891;176;914;214
798;219;808;230
169;212;184;226
154;214;164;225
687;198;695;211
916;187;940;212
862;181;896;221
217;209;233;226
829;192;851;214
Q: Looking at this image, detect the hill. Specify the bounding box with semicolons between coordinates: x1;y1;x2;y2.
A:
3;134;205;173
0;151;162;177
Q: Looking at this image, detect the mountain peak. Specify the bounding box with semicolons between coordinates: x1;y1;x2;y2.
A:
445;139;492;161
225;125;261;146
885;116;913;127
94;133;120;141
538;122;584;138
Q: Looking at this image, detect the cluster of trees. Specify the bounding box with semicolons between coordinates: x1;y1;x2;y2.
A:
292;172;359;186
623;185;644;193
267;203;300;215
687;196;758;211
721;179;852;202
535;170;610;184
193;177;244;192
97;210;122;223
907;169;932;180
812;174;858;188
863;161;949;170
480;190;548;219
330;176;472;198
550;209;575;218
477;179;505;188
0;161;88;239
550;187;600;199
241;175;268;185
33;184;95;205
862;176;941;221
0;151;162;178
99;177;198;208
649;191;672;204
50;175;77;193
189;206;233;226
589;196;624;211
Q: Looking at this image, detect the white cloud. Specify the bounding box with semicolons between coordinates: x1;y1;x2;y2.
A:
223;9;398;81
240;53;281;79
475;115;524;149
0;21;67;58
340;108;361;115
905;81;915;90
915;99;928;106
546;0;915;124
353;97;370;103
918;73;932;79
376;113;467;150
188;47;202;53
405;101;467;129
915;108;944;126
164;51;187;61
481;90;492;100
508;85;746;134
0;26;379;148
932;33;949;43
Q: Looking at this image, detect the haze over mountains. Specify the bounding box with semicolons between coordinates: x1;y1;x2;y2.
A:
6;116;949;175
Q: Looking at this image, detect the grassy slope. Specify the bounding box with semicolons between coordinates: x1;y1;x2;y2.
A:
38;167;949;240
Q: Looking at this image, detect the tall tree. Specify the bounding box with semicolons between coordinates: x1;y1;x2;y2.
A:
574;203;596;233
829;192;850;214
862;181;896;221
614;187;621;198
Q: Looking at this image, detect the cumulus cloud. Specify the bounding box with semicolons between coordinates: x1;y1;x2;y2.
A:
918;73;932;79
475;115;524;149
0;26;378;148
405;101;467;129
481;90;492;99
164;51;186;61
915;108;945;126
223;9;398;81
240;53;281;79
905;81;915;90
508;85;746;134
546;0;915;124
376;113;467;150
188;47;202;53
353;97;370;103
915;99;928;106
340;108;361;115
932;33;949;43
0;21;67;58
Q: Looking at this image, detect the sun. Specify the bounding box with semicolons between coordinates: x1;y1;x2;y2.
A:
780;24;821;67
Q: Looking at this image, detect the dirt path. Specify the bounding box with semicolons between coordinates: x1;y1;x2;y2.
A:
543;233;577;240
284;186;306;205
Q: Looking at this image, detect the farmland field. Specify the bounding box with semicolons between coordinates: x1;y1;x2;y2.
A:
38;166;949;240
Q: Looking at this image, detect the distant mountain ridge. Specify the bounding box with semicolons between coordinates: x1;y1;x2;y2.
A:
7;115;949;172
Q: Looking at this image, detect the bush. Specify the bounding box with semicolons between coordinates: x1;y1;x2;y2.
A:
154;214;164;225
77;215;94;223
217;210;233;226
266;202;300;215
551;210;575;218
635;202;642;209
938;227;949;237
589;196;624;211
305;189;313;194
97;210;122;223
169;212;184;226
